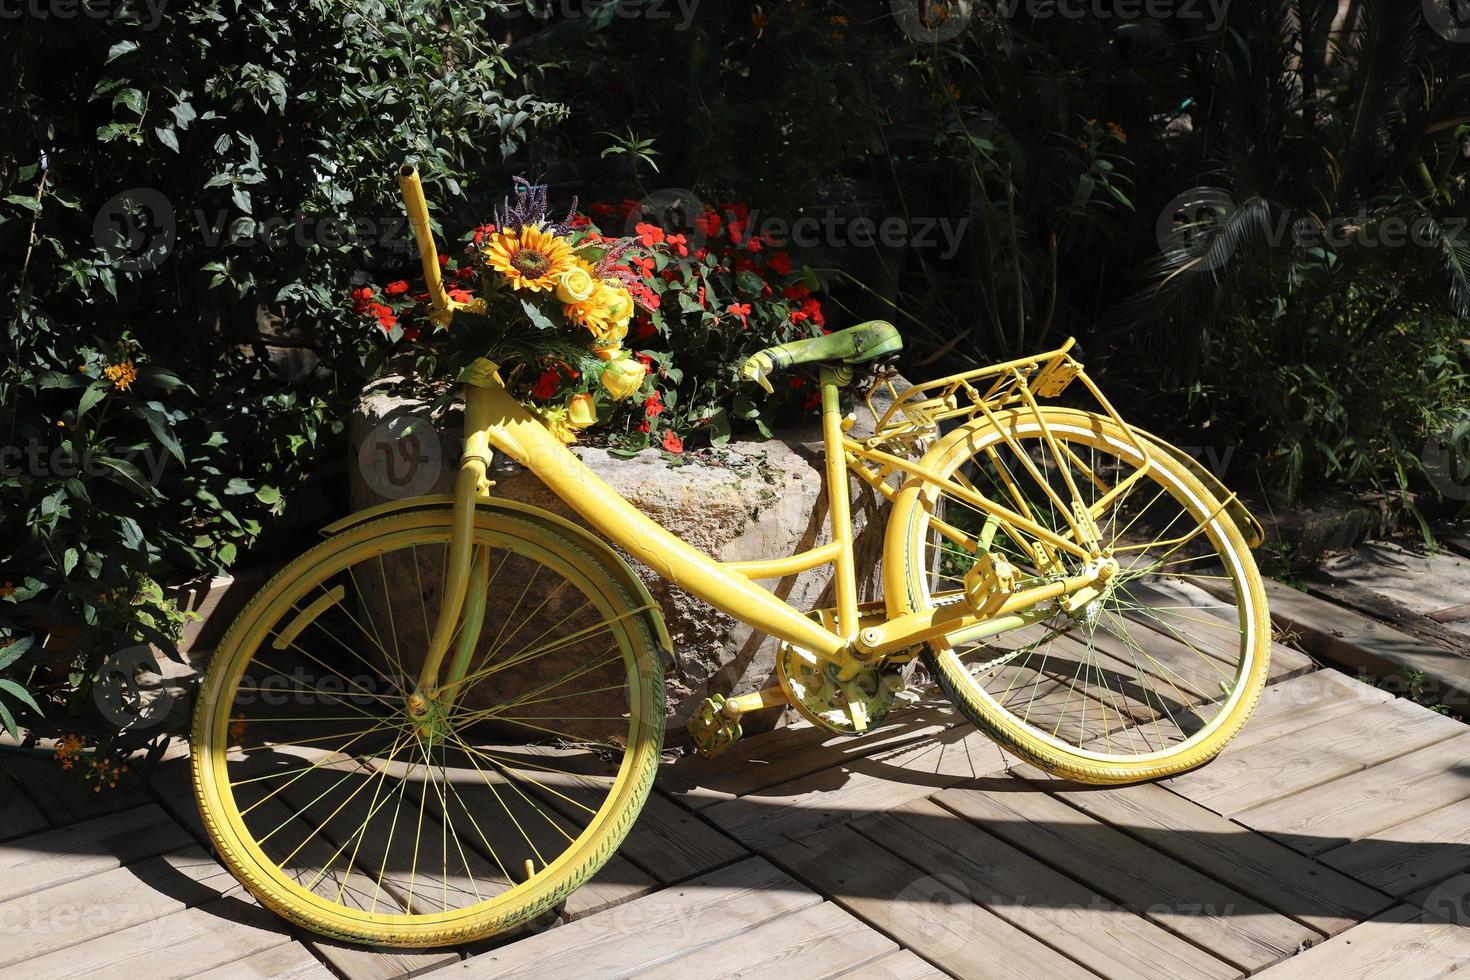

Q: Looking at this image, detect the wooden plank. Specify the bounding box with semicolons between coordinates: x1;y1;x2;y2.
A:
704;726;1012;851
855;798;1241;980
932;783;1315;970
0;766;51;840
450;858;823;979
24;896;294;980
1116;577;1317;680
1162;697;1458;817
0;846;242;968
191;941;336;980
1321;796;1470;896
1206;576;1470;713
1407;869;1470;925
0;752;152;825
1011;767;1392;936
0;803;194;903
631;901;897;979
830;950;947;979
135;747;464;980
1237;730;1470;856
1251;903;1470;979
767;823;1091;980
659;701;961;810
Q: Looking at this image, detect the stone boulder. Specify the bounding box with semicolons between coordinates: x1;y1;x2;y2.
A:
348;376;897;743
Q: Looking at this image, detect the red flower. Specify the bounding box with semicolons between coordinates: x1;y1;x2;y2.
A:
783;284;811;301
662;431;684;454
693;212;722;238
635;222;666;247
569;214;591;229
800;297;826;328
636;419;651;433
351;286;374;314
455;265;477;283
448;288;473;303
721;202;751;221
630;255;656;278
726;302;751;327
644;392;664;418
634;352;656;370
471;223;498;246
744;236;763;253
666;233;689;257
696;285;706;307
727;219;745;245
588;203;616;217
636;320;657;339
618;199;641;219
766;252;793;275
402;326;422;342
734;257;758;275
385;280;410;296
804;392;822;412
532;369;560;400
437;254;448;267
369;302;397;331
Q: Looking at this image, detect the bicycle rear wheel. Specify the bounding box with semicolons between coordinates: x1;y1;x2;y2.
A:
192;509;664;947
890;409;1270;784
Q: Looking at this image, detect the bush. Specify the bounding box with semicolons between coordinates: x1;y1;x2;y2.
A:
0;0;563;749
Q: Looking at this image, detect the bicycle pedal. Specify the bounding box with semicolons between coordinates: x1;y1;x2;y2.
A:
687;695;742;759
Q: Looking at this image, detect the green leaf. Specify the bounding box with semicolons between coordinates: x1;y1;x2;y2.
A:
0;636;35;672
155;126;179;153
78;379;111;418
112;88;145;116
3;194;40;213
0;680;42;716
519;298;557;332
106;40;138;63
0;700;15;740
63;548;79;577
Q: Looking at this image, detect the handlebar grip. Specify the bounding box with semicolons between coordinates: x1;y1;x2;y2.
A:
397;164;451;321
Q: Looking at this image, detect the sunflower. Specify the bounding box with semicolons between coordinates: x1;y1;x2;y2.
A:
482;225;575;292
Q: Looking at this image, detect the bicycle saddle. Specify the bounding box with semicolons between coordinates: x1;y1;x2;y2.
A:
740;320;902;392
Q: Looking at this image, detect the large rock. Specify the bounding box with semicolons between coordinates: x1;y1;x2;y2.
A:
348;376;895;742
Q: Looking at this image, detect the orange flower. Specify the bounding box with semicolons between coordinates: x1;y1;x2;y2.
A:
662;431;684;454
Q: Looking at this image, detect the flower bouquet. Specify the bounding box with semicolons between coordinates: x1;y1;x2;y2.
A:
356;178;655;443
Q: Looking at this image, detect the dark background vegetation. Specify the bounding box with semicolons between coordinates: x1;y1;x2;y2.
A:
1;0;1466;743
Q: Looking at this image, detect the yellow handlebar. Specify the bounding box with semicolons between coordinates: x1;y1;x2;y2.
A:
398;163;452;326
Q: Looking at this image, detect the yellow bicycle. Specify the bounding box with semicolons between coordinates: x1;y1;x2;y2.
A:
191;166;1271;946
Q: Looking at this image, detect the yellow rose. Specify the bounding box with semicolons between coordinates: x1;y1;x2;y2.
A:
556;265;596;304
601;356;647;400
567;392;598;428
540;408;578;444
592;341;622;361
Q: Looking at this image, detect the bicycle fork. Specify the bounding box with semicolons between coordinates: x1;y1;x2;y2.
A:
406;382;499;732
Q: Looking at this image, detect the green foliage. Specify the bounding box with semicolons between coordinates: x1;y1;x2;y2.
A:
0;0;564;747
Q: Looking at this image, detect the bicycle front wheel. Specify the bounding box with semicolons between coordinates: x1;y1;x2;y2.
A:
890;409;1270;784
192;508;665;947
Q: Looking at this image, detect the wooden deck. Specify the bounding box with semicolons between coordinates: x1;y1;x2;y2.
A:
3;606;1470;977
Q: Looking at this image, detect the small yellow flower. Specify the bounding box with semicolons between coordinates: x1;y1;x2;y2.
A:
482;225;576;292
565;280;634;342
103;359;138;391
540;408;579;445
601;355;647;401
555;261;597;304
1107;121;1127;144
55;734;85;772
828;14;848;25
566;393;598;429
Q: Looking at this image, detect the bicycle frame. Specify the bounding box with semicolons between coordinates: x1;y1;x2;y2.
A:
394;166;1130;707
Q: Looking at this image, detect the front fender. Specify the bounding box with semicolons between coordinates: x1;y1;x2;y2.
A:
321;494;676;663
